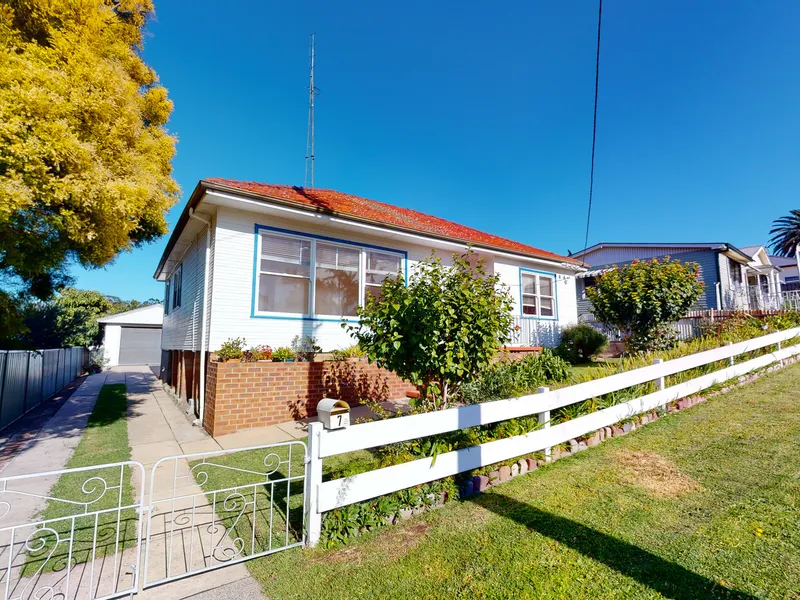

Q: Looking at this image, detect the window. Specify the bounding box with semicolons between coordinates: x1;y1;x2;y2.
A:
365;250;402;303
171;265;182;310
164;280;170;316
521;272;556;317
258;233;312;313
255;229;404;318
730;259;743;285
315;242;360;316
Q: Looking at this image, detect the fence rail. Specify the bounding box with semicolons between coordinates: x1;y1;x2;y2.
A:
304;326;800;545
0;347;87;430
584;300;800;342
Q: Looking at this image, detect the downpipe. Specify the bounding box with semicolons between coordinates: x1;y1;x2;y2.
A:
189;208;212;429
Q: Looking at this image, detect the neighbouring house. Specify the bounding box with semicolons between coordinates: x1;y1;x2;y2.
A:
571;242;784;318
97;304;164;367
153;178;584;435
770;253;800;291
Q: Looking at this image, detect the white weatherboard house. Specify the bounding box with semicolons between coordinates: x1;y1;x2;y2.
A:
97;304;164;367
153;179;584;406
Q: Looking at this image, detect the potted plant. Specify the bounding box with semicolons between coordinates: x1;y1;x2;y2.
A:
243;344;273;362
216;337;246;362
291;335;321;362
84;347;109;374
272;347;295;362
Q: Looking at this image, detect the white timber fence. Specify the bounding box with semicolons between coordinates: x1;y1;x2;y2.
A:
304;326;800;546
0;347;87;430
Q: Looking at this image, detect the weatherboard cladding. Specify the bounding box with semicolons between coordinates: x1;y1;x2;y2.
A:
577;250;720;318
204;178;581;266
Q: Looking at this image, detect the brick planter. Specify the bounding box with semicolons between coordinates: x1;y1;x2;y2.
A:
204;360;416;437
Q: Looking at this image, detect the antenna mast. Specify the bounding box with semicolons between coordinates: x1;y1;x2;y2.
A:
304;34;319;188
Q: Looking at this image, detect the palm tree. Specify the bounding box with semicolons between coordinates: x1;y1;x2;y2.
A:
769;209;800;257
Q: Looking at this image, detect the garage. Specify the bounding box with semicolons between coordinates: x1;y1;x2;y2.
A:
98;304;164;367
119;326;162;365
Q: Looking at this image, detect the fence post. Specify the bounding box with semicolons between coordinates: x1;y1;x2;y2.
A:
652;358;665;391
537;386;551;462
305;421;323;548
727;341;734;367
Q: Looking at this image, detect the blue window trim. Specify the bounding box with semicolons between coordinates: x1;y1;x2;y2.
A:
518;267;559;321
251;223;409;321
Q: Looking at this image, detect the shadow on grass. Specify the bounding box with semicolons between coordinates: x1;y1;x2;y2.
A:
468;491;757;600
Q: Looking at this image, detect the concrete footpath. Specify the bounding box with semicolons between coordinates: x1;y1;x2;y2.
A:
0;367;268;600
122;366;267;600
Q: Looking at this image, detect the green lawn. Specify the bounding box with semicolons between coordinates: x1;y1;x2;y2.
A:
246;361;800;599
25;384;137;574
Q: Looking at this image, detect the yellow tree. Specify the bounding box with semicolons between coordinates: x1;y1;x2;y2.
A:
0;0;179;300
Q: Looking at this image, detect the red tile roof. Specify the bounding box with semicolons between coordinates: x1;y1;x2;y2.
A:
204;178;581;266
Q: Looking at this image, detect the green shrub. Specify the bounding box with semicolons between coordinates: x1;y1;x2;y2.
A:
346;250;514;410
215;337;246;362
556;323;608;363
272;346;295;362
460;349;569;404
587;257;704;353
330;344;366;361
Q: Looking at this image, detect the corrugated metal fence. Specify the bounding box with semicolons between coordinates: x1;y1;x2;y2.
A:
0;347;87;430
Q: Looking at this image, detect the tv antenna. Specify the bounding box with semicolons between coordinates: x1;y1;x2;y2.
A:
304;33;320;188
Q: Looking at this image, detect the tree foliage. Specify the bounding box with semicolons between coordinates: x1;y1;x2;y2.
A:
0;0;179;299
346;250;514;410
0;287;158;349
25;288;112;348
586;258;704;353
769;209;800;258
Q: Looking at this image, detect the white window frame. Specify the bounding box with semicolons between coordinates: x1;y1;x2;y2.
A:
254;229;404;320
520;271;557;319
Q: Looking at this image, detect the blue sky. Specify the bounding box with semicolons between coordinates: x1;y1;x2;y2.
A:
71;0;800;300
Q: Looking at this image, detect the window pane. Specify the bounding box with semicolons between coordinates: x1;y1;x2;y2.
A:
540;297;554;316
258;275;309;313
539;276;554;298
260;233;311;276
364;284;383;304
522;274;536;295
315;243;361;316
522;293;537;315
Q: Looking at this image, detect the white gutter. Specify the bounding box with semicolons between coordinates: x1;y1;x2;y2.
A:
715;282;722;310
189;208;212;428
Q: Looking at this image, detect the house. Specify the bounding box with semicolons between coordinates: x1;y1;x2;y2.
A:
97;304;164;367
571;242;784;318
769;253;800;291
153;178;584;419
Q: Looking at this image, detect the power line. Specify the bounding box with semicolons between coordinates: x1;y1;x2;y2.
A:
582;0;603;254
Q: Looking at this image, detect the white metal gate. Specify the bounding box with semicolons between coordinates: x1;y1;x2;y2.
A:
0;441;309;599
142;440;308;589
0;462;146;600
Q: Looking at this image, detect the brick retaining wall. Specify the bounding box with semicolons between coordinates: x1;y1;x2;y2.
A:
204;360;416;437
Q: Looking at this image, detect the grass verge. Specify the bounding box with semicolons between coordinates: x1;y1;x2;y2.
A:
246;361;800;599
24;384;137;575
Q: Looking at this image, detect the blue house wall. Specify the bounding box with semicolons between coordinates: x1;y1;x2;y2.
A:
578;249;721;318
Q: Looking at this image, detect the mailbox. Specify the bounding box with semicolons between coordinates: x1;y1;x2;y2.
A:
317;398;350;430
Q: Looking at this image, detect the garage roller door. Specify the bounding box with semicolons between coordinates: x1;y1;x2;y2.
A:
119;327;162;365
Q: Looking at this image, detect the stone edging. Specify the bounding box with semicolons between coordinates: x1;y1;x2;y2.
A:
462;353;800;496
